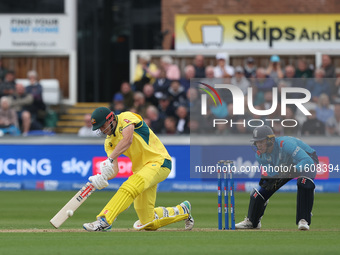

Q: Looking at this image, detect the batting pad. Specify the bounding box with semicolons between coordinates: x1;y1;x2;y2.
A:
134;205;188;231
97;174;145;224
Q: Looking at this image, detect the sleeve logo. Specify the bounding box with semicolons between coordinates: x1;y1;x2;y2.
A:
124;119;131;123
292;146;301;157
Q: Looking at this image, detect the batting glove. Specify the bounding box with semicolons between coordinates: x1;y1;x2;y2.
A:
100;158;117;180
89;174;109;190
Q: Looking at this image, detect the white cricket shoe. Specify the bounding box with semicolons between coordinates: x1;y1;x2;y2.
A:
181;200;194;230
83;217;112;232
235;217;261;229
298;219;309;231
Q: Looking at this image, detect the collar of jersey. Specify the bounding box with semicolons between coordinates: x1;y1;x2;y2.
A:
110;115;118;137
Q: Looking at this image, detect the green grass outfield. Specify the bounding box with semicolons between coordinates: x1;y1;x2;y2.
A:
0;191;339;255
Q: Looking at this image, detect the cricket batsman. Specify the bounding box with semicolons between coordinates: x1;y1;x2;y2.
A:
236;125;318;230
83;107;194;231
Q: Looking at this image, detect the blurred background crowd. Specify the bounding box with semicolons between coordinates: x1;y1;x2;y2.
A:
106;52;340;136
1;52;340;137
0;62;48;137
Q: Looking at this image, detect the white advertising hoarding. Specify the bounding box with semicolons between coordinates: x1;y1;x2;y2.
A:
0;15;75;51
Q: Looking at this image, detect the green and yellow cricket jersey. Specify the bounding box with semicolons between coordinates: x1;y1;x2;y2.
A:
104;111;171;172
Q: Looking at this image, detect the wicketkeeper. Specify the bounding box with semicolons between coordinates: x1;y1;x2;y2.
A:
236;125;318;230
83;107;194;231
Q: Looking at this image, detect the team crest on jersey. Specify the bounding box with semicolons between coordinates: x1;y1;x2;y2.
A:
124;119;131;123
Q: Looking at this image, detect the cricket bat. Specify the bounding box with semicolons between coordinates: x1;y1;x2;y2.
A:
50;182;96;229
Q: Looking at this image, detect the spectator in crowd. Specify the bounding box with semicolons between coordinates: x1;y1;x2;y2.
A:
283;65;307;90
331;68;340;103
133;91;149;118
306;68;331;103
295;58;313;79
133;52;159;91
4;70;16;86
301;109;325;135
199;102;223;134
231;66;251;95
266;55;283;82
0;56;8;82
120;82;134;109
252;67;276;106
168;80;187;109
160;55;181;80
321;54;336;78
263;91;276;112
261;91;283;136
180;65;195;92
9;83;34;135
158;93;176;120
175;105;189;134
127;105;138;114
282;106;299;136
205;65;215;79
244;57;257;78
214;52;234;78
315;93;334;124
279;65;306;102
143;117;151;128
186;87;200;115
231;116;248;135
283;65;296;86
145;105;163;134
153;68;172;99
0;80;15;98
277;80;288;96
143;83;158;107
193;55;206;78
0;69;17;98
26;70;46;127
110;93;126;115
0;96;20;136
188;118;200;134
163;116;177;134
3;70;16;90
326;104;340;135
78;113;97;137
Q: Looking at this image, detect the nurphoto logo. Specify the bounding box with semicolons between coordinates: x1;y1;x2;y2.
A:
199;83;311;128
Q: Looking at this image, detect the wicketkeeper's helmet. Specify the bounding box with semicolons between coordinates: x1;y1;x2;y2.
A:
251;125;276;153
251;125;275;142
91;107;116;131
